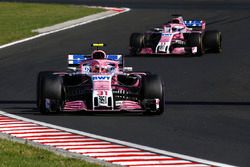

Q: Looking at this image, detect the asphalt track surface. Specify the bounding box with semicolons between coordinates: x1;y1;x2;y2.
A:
0;0;250;166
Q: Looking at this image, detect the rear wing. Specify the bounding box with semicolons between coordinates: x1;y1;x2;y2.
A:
184;20;205;30
67;54;124;70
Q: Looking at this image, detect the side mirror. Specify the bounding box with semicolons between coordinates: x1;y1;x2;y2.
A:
151;28;163;32
67;67;77;71
123;67;133;72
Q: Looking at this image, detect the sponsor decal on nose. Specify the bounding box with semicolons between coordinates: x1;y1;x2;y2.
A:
92;76;111;81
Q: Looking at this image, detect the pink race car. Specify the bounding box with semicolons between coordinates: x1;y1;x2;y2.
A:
37;44;165;115
129;15;222;56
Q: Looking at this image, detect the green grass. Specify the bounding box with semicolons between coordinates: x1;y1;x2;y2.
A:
0;2;105;45
0;138;102;167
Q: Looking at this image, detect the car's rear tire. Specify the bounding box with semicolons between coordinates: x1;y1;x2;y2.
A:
37;72;63;114
129;33;144;55
187;33;204;56
141;74;165;115
203;30;222;53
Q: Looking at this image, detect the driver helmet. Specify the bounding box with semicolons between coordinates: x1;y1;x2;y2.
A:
172;19;180;24
91;50;107;59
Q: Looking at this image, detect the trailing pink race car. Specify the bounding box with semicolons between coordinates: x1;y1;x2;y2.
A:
129;15;222;56
37;44;165;115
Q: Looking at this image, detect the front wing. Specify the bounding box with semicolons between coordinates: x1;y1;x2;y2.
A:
138;47;198;56
62;99;160;112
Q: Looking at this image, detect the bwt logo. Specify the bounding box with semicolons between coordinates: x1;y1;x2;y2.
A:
162;33;172;36
92;76;111;81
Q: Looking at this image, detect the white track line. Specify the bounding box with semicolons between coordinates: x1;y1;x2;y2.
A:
0;110;235;167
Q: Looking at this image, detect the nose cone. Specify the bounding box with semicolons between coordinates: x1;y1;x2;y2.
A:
92;75;112;90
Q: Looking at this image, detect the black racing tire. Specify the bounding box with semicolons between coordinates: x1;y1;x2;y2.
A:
143;33;153;48
130;33;144;48
129;47;140;56
37;71;53;108
203;30;222;53
141;74;165;115
129;33;144;55
43;75;63;99
37;72;63;114
187;33;204;56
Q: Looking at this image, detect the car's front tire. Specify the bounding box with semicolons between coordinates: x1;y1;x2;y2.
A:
203;30;222;53
129;33;144;55
141;74;165;115
37;72;63;114
187;33;204;56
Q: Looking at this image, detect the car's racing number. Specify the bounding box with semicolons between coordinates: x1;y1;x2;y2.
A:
159;45;165;51
98;91;108;105
158;42;167;52
98;90;108;96
99;96;107;104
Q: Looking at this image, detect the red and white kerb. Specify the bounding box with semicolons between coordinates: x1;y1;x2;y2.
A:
0;114;218;167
